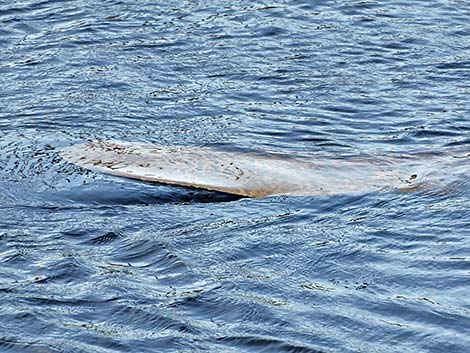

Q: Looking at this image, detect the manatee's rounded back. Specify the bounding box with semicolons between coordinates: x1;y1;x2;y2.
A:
60;141;431;197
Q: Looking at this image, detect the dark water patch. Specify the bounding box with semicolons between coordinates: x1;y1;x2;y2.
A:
56;181;244;205
107;303;201;334
85;231;123;246
0;337;69;353
435;61;470;70
214;335;324;353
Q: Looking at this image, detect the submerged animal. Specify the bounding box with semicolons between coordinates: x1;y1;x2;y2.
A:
60;140;467;197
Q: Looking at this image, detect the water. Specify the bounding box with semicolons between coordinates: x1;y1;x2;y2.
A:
1;1;470;352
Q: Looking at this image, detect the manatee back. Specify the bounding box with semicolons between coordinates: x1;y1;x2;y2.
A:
60;141;443;197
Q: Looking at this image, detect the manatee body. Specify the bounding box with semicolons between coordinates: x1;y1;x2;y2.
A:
60;140;464;197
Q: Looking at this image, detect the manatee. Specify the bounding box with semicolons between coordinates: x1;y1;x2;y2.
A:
59;140;467;197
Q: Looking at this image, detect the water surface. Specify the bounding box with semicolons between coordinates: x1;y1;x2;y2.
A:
1;1;470;352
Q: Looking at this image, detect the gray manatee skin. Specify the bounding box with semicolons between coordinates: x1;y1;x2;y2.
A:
60;140;467;198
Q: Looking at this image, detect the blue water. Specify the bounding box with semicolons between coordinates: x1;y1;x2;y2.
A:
1;1;470;352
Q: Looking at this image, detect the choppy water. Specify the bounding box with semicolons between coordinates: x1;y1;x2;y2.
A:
1;1;470;352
